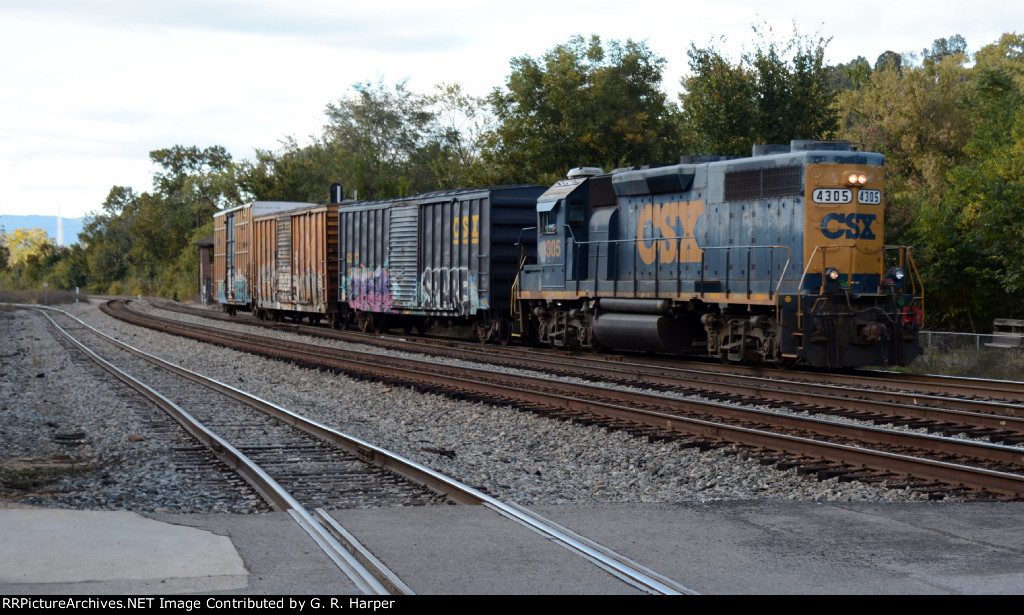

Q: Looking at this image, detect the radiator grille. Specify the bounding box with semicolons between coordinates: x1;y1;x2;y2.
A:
724;166;803;201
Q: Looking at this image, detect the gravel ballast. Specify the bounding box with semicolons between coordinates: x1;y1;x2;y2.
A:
0;299;939;512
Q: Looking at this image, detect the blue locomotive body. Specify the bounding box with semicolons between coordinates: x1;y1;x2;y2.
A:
516;141;923;368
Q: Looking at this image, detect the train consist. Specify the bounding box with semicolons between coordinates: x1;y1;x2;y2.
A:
213;140;923;369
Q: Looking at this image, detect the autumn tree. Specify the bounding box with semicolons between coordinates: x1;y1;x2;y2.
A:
837;48;972;244
912;35;1024;329
0;227;58;287
0;226;9;271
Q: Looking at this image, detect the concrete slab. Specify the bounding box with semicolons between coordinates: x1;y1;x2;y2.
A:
327;505;646;595
4;502;1024;595
0;509;247;594
532;501;1024;595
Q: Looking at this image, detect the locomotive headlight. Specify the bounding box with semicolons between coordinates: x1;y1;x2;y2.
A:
824;267;843;294
885;267;907;292
846;172;868;186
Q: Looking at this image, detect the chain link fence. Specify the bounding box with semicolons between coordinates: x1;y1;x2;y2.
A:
908;330;1024;379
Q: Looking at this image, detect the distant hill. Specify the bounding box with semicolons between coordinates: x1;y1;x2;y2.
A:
0;215;85;246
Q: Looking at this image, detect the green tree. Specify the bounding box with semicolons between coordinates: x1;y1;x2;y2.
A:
237;80;485;204
679;26;837;156
236;139;339;204
322;79;437;200
913;39;1024;329
80;187;138;289
483;34;681;184
874;51;904;72
423;83;492;188
829;56;872;91
76;146;237;296
923;35;969;65
837;53;972;244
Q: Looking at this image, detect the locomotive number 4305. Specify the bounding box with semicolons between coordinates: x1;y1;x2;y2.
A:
813;188;882;205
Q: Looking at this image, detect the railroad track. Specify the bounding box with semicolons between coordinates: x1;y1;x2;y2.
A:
29;304;697;595
124;299;1024;500
151;298;1024;433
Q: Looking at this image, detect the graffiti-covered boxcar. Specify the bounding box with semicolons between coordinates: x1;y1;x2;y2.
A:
213;201;315;314
337;185;545;342
251;203;340;325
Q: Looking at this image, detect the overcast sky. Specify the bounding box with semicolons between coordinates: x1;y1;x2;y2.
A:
1;1;1019;222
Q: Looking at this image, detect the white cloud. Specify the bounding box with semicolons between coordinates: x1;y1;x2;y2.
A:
0;0;1020;219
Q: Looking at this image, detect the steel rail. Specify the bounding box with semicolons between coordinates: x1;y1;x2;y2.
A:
113;301;1024;465
150;296;1024;403
31;306;391;595
107;300;1024;498
150;298;1024;425
45;304;696;595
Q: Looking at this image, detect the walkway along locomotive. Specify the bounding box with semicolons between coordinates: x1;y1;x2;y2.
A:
211;140;924;369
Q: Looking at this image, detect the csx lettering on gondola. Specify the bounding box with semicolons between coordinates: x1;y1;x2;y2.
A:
820;213;877;240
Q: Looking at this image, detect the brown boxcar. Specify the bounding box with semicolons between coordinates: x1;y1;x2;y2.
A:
212;201;314;314
251;203;340;325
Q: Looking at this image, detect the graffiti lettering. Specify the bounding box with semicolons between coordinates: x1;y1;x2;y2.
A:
345;266;394;312
420;266;483;314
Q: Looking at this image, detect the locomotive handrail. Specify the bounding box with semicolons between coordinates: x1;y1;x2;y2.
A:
792;243;925;333
513;226;538;247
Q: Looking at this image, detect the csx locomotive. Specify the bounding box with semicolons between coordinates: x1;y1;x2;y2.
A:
213;140;923;369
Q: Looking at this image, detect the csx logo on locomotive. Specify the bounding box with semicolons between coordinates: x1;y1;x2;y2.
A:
820;212;878;240
636;201;704;266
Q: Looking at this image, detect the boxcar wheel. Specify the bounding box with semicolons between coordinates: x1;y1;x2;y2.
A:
496;319;511;346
